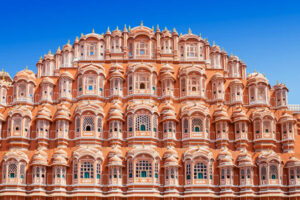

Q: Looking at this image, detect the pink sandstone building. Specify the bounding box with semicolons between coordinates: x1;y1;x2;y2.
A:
0;23;300;200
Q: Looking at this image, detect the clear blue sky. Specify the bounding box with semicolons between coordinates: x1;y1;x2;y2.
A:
0;0;299;103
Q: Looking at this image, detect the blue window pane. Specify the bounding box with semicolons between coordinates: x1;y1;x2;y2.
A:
88;86;93;90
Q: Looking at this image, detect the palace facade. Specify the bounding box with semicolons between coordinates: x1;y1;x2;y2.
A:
0;24;300;200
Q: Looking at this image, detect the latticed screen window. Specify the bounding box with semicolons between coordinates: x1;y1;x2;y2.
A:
258;87;265;100
83;116;95;131
96;163;101;179
128;161;133;178
20;163;25;179
128;115;133;132
135;115;151;131
86;75;96;92
87;43;96;56
76;117;80;133
136;41;148;56
74;163;78;179
194;163;207;179
263;120;271;133
153;115;158;132
269;165;278;179
136;160;152;178
155;162;159;178
209;162;213;179
81;162;94;179
190;77;200;92
136;73;150;90
186;163;191;180
13;117;21;131
261;166;267;180
183;118;189;133
8;163;17;178
187;44;197;57
97;117;102;132
192;118;203;132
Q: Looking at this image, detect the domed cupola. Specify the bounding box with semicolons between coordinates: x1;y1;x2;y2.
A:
160;101;177;146
160;64;175;97
278;112;295;153
213;104;230;148
108;101;124;146
236;148;254;187
54;104;71;147
107;145;123;188
273;82;289;109
231;106;249;150
217;147;234;189
108;64;124;97
39;77;55;103
35;106;52;147
247;71;270;107
13;68;36;105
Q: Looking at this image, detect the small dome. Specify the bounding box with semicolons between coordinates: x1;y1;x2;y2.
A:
229;55;239;62
232;106;249;123
108;155;122;166
54;104;71;121
213;104;230;122
60;71;74;80
14;68;36;84
108;102;124;121
52;148;68;166
41;77;55;85
31;150;48;166
278;112;294;123
36;106;52;121
247;71;269;85
211;44;221;52
161;101;177;122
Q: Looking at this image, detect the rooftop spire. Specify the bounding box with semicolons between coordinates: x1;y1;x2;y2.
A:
188;28;192;34
48;50;51;54
67;40;70;44
116;26;119;31
173;27;176;32
128;25;131;31
92;28;95;33
81;33;84;37
141;20;143;26
213;41;215;46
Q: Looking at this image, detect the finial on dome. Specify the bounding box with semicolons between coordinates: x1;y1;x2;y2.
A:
25;66;28;70
107;26;110;32
116;26;119;31
57;46;61;51
39;56;42;60
67;40;70;44
48;50;51;54
165;27;167;31
152;26;154;31
188;28;192;34
173;27;176;32
213;41;215;46
254;69;256;73
129;25;131;31
123;24;128;32
156;24;160;32
277;80;279;84
92;28;95;33
180;33;182;36
141;20;143;26
199;33;202;38
75;36;79;41
81;33;84;37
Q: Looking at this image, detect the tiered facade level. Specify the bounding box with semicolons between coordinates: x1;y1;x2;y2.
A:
0;24;300;200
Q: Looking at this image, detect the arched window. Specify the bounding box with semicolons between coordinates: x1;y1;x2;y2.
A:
83;116;95;131
192;118;203;132
261;166;267;180
8;163;17;178
186;163;191;180
128;115;133;132
136;160;152;178
183;118;189;133
270;165;278;179
80;162;93;179
194;163;207;179
135;115;151;131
